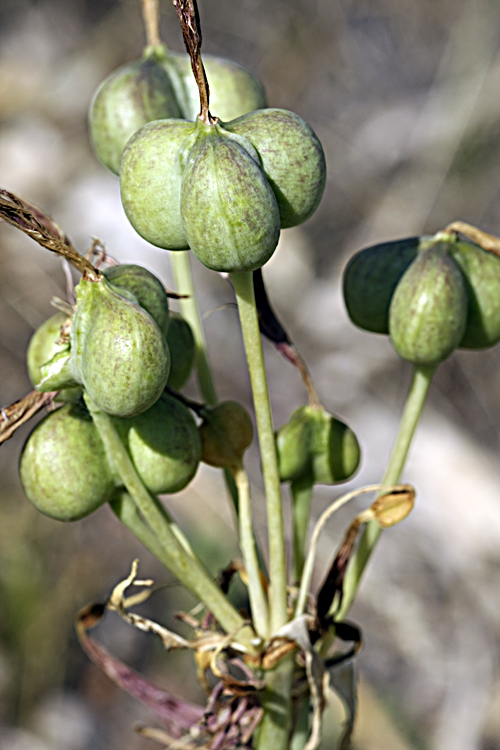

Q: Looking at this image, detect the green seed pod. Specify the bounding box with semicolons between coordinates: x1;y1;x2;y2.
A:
343;238;420;334
181;119;280;272
225;108;326;228
19;403;115;521
165;52;267;122
275;407;312;483
26;312;82;402
70;276;170;417
89;46;182;175
166;312;196;390
104;264;170;337
276;405;360;485
114;394;201;494
120;118;197;249
448;240;500;349
199;401;253;470
389;243;468;366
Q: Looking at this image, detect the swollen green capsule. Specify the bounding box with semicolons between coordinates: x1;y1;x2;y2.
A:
104;264;170;337
114;394;201;494
225;108;326;228
70;276;170;417
343;238;420;334
276;405;360;485
19;403;115;521
181;119;280;272
389;243;468;366
89;46;182;175
166;312;196;390
26;312;82;402
199;401;253;470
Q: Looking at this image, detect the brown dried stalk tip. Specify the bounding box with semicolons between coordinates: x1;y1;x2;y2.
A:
171;0;214;123
0;390;57;445
0;190;101;281
444;221;500;260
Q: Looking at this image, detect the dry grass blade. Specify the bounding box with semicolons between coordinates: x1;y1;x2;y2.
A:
0;190;100;280
0;390;56;444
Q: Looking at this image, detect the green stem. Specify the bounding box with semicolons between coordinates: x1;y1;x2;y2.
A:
170;250;218;406
231;271;288;633
337;363;436;619
234;465;269;639
169;250;239;512
254;655;295;750
85;395;254;648
291;476;314;583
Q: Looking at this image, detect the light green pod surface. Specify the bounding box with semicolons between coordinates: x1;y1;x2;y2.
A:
71;277;170;418
89;48;182;175
389;244;468;366
166;312;196;390
167;52;267;122
104;264;170;337
448;240;500;349
276;408;312;483
19;403;115;521
181;121;280;272
120;119;197;249
226;108;326;228
114;394;201;494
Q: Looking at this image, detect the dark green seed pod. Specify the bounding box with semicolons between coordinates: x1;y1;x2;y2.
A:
70;276;170;417
343;238;420;334
389;243;468;366
276;405;360;485
448;240;500;349
181;120;280;272
199;401;253;470
225;108;326;228
89;46;182;175
120;118;197;250
104;264;170;337
27;312;82;402
19;403;115;521
165;52;267;122
166;312;196;390
114;394;201;494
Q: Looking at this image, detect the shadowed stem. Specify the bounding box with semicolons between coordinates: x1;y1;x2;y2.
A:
85;395;255;649
337;363;436;619
231;270;288;633
291;476;313;583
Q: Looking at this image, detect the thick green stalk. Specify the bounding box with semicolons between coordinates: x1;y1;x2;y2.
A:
169;250;239;511
231;271;288;632
291;476;314;583
337;363;436;619
85;395;254;647
234;465;269;638
170;250;218;406
254;655;295;750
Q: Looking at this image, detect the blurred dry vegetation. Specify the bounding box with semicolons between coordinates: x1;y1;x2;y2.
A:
1;0;500;748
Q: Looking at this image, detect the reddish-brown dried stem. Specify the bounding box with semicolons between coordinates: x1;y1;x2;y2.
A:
171;0;214;123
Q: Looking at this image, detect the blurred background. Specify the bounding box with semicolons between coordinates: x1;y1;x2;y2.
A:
1;0;500;748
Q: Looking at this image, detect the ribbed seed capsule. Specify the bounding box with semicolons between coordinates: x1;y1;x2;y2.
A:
19;403;115;521
389;243;468;366
343;238;420;334
114;394;201;494
181;120;280;272
120;119;197;250
89;47;182;175
225;108;326;228
104;264;170;337
70;276;170;417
